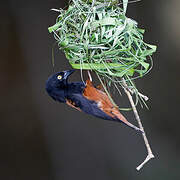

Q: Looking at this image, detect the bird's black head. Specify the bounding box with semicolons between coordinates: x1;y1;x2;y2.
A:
45;70;75;102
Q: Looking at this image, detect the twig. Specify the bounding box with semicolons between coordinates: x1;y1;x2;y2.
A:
122;78;154;171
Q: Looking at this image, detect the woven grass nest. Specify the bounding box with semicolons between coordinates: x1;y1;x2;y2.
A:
48;0;157;107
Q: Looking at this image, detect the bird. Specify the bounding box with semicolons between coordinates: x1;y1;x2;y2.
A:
45;70;142;132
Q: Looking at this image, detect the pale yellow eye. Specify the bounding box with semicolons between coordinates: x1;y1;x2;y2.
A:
57;75;62;80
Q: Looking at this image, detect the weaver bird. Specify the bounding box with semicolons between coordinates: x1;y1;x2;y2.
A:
46;70;142;132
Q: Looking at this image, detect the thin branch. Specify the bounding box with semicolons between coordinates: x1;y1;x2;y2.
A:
122;78;154;171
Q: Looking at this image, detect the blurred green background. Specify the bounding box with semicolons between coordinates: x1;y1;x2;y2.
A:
0;0;180;179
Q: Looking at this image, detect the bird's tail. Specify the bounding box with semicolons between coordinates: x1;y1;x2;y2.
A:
113;110;143;133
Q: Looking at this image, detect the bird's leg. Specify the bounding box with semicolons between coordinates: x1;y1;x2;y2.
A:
87;70;92;82
66;100;81;111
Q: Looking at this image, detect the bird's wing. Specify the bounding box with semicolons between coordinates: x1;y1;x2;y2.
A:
83;79;141;131
83;80;118;118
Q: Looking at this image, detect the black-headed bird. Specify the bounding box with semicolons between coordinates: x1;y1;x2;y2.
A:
46;70;142;132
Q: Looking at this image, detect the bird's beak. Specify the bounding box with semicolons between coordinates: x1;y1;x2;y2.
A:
63;69;75;79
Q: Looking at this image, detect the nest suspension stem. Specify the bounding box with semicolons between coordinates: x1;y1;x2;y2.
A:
122;78;154;171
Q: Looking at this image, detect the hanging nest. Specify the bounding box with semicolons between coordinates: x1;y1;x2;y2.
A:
48;0;157;108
